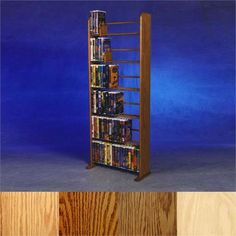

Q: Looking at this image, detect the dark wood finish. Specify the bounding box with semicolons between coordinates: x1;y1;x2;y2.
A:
59;192;118;236
134;171;151;181
112;48;139;52
87;13;151;180
59;192;176;236
107;21;139;25
119;192;177;236
107;32;139;36
87;19;94;169
139;13;151;180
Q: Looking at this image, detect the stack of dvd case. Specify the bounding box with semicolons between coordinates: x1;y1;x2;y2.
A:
90;37;112;62
89;10;140;172
92;116;132;143
89;10;107;36
92;141;139;171
92;90;124;115
91;64;119;88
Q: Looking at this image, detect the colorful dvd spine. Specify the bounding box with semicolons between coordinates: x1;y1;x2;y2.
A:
109;65;119;88
89;10;106;36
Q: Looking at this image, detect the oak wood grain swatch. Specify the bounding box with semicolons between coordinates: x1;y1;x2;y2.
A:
59;192;176;236
59;192;118;236
0;192;58;236
119;192;176;236
177;192;236;236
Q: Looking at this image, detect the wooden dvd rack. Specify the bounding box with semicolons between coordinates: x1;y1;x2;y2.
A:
87;12;151;181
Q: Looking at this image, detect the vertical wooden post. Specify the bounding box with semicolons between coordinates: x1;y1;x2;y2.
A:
87;19;95;169
136;13;151;181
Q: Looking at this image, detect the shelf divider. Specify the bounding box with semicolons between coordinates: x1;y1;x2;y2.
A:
107;21;139;25
112;48;139;52
119;75;140;78
106;32;139;36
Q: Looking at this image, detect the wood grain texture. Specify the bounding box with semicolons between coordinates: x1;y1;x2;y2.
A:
139;12;151;180
177;192;236;236
59;192;118;236
59;192;176;236
0;192;58;236
119;192;176;236
87;18;94;168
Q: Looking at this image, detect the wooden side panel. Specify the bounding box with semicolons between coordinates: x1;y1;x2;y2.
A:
0;192;58;236
177;192;236;236
87;19;94;168
59;192;118;236
119;192;177;236
139;13;151;179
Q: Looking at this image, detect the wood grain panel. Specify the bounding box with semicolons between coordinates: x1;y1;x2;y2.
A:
59;192;118;236
139;12;151;181
59;192;176;236
177;192;236;236
0;192;58;236
119;192;176;236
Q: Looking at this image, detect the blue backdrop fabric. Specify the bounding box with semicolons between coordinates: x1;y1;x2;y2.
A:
1;1;235;157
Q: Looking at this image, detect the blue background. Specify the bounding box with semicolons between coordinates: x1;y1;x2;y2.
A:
2;1;235;159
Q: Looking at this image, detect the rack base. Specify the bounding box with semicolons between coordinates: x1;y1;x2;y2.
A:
135;171;151;181
86;163;96;169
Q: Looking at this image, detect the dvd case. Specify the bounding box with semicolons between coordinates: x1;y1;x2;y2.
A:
92;140;139;171
91;90;124;115
90;37;112;62
89;10;107;36
91;64;118;88
92;116;132;143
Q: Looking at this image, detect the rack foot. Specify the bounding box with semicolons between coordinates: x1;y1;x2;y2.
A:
86;163;96;169
134;172;151;181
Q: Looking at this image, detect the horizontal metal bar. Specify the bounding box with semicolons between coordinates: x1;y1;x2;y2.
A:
124;102;140;106
119;75;140;78
107;32;139;36
107;21;139;25
112;48;139;52
117;87;140;91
